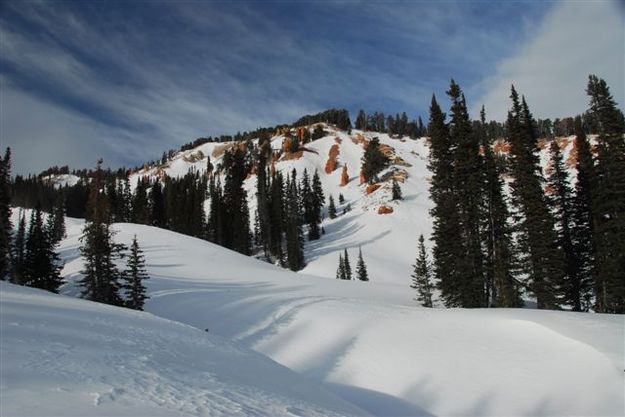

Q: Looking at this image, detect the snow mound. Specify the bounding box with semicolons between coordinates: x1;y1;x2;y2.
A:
0;282;367;417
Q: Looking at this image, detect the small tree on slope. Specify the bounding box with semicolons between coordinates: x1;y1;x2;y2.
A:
411;235;433;307
355;247;369;282
123;235;149;311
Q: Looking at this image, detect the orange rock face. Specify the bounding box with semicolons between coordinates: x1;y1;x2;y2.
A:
325;144;340;174
340;165;349;186
366;183;381;194
378;205;394;215
493;140;511;154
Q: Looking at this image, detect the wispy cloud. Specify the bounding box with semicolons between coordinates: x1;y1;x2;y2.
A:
474;1;624;121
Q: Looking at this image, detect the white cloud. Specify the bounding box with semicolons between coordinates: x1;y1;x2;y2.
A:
475;1;624;121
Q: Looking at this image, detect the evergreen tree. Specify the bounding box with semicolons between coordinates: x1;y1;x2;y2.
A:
23;204;63;293
355;247;369;281
338;193;345;204
285;170;305;271
585;75;625;313
547;140;580;309
256;138;272;257
336;253;345;280
328;195;337;219
132;177;151;224
411;235;433;307
428;95;465;307
78;160;125;306
478;107;522;308
361;137;389;184
506;87;564;309
343;248;352;280
355;110;367;130
570;116;595;311
391;179;402;200
150;180;165;228
123;235;149;311
207;175;224;244
10;212;26;285
0;148;12;280
46;195;66;244
308;170;324;240
222;147;251;255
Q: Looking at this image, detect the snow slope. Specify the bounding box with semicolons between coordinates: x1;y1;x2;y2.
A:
49;217;625;417
0;282;367;417
129;127;584;289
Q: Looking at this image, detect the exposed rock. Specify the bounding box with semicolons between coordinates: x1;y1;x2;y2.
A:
182;150;205;163
359;170;366;185
340;164;349;186
325;144;340;174
366;183;381;194
378;205;394;215
493;140;511;154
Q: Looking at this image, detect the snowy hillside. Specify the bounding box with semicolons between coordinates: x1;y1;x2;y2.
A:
32;217;623;417
129;126;585;288
0;281;367;417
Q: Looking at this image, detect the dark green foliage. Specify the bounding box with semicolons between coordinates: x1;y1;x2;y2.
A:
571;116;595;311
285;170;305;271
46;195;66;244
336;253;345;279
10;212;26;285
328;195;337;219
411;235;433;307
301;169;324;241
150;181;165;227
391;179;402;200
338;193;345;204
311;125;326;141
547;140;580;309
506;87;564;309
132;177;151;224
207;175;224;244
586;75;625;313
163;169;207;238
78;160;125;306
478;108;522;308
123;235;149;310
361;137;389;184
0;148;12;280
221;147;251;255
343;249;352;280
293;109;351;132
23;205;63;293
269;171;285;264
355;110;367;130
355;247;369;282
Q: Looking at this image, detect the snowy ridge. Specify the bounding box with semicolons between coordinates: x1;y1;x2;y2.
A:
43;217;625;416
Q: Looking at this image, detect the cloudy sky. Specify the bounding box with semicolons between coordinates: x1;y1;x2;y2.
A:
1;0;623;175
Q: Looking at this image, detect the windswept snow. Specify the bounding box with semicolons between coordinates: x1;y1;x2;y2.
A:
0;282;367;417
47;218;625;416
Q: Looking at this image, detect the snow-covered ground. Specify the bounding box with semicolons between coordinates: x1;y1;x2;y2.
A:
4;217;616;416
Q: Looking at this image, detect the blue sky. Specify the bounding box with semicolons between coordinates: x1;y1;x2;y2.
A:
1;0;623;175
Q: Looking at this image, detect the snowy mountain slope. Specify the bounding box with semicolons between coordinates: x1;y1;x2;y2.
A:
0;281;368;417
52;217;625;417
129;126;585;288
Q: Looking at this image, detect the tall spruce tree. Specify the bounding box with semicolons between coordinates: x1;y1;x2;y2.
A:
23;204;63;293
123;235;149;311
391;179;402;200
46;195;66;244
222;147;251;255
355;247;369;281
585;75;625;313
78;160;125;306
343;248;352;280
506;87;564;309
10;212;26;285
328;195;337;219
447;80;485;307
411;235;433;307
570;116;595;311
547;140;580;309
361;137;389;184
428;95;465;307
478;107;522;307
336;253;345;279
0;148;12;280
150;180;165;228
285;170;305;271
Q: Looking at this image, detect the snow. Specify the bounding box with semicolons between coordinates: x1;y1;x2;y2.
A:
0;282;367;417
24;216;622;417
42;173;81;188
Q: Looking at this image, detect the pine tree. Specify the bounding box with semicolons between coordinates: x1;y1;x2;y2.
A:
478;107;522;308
308;170;324;240
338;193;345;204
547;140;579;309
585;75;625;313
411;235;433;307
361;137;389;184
336;253;345;279
285;170;305;271
570;116;595;311
222;147;251;255
23;204;63;293
46;195;66;244
328;195;337;219
355;110;367;130
0;148;12;280
132;177;151;225
78;160;125;306
428;95;465;307
391;179;402;200
10;212;26;285
123;235;149;310
355;247;369;281
150;180;165;228
343;248;352;280
269;171;285;264
506;87;564;309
